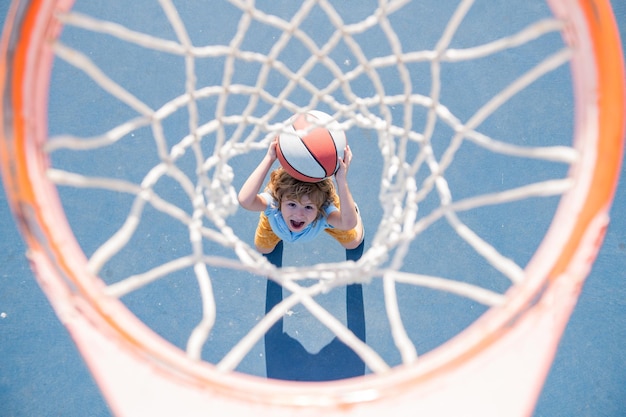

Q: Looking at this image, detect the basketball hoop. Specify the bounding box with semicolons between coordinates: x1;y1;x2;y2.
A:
1;0;623;416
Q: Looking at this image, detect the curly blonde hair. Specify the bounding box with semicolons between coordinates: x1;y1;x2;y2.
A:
266;167;338;220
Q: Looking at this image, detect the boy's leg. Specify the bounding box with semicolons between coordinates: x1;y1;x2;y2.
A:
264;240;284;319
263;239;283;268
264;241;283;340
345;239;366;343
345;237;364;262
263;241;291;379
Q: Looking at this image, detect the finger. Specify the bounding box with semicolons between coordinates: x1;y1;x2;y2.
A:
344;145;352;161
343;150;352;165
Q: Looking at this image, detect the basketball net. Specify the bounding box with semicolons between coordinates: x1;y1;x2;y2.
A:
0;0;624;416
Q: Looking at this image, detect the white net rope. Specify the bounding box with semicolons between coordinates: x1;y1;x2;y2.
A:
45;0;576;374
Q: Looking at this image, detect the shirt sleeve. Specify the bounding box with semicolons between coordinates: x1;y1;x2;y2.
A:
259;192;274;211
322;202;338;228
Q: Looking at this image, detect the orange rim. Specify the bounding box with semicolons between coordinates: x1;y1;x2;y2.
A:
1;0;624;413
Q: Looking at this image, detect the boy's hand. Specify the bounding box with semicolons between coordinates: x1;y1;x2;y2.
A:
267;137;278;161
335;145;352;181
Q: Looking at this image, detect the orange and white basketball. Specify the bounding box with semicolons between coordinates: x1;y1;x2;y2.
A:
276;111;346;182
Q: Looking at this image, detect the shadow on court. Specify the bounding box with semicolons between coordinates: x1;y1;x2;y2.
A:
263;241;366;381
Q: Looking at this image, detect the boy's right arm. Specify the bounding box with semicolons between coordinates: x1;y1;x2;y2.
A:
237;138;277;211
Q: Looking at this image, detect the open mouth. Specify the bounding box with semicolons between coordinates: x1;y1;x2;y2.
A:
290;220;305;230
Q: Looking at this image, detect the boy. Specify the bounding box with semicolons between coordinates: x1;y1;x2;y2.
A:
239;136;367;380
238;137;364;254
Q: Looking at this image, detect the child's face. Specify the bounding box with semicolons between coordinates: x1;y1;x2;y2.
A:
280;195;319;232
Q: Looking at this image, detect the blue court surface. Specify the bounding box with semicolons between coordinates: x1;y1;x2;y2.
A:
1;1;625;416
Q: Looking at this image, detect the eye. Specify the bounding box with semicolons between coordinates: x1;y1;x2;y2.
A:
305;205;315;211
286;202;296;208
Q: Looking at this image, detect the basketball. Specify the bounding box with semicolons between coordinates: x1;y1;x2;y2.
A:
276;110;347;182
